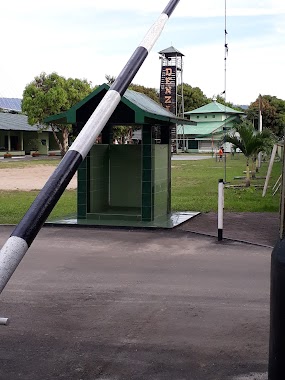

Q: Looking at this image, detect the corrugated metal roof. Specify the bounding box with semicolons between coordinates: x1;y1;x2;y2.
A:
177;114;238;136
177;122;224;136
124;88;176;118
0;98;22;112
0;112;49;131
185;101;243;115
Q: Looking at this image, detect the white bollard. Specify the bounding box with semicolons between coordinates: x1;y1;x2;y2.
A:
218;179;224;241
0;317;9;326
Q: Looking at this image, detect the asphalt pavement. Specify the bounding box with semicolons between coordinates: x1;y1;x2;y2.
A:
0;225;271;380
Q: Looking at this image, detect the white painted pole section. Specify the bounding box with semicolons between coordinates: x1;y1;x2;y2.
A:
140;14;168;52
0;236;28;293
218;179;224;241
263;144;277;197
69;91;121;159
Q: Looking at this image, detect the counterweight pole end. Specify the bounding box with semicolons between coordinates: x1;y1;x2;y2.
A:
0;317;9;326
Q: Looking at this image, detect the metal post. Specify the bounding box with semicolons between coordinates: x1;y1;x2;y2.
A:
268;134;285;377
262;144;277;197
0;0;181;297
218;179;224;241
258;94;263;169
268;239;285;379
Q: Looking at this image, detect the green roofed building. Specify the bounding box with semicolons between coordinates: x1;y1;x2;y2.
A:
178;100;244;153
45;83;198;228
0;111;60;157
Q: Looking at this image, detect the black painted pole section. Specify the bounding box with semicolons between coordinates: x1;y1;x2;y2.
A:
0;0;181;296
268;239;285;379
218;179;224;241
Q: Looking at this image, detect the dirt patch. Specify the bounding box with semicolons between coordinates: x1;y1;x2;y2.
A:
0;165;77;190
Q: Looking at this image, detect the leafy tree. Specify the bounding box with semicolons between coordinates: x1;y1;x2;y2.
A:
225;121;275;186
179;83;209;112
105;74;160;102
129;84;159;103
22;72;93;156
246;95;285;137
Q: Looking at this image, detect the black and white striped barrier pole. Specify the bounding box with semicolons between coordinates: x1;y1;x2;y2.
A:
0;0;180;303
218;179;224;241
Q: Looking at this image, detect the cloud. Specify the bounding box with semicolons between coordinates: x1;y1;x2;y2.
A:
0;0;284;106
3;0;285;18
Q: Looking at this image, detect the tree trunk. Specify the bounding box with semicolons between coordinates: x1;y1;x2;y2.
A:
61;127;69;156
51;125;69;157
251;158;256;179
255;158;259;173
245;158;250;187
51;125;63;155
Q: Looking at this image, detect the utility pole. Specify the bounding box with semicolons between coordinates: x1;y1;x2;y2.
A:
258;94;263;169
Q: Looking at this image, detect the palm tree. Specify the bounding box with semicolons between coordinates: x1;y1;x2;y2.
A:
225;121;274;186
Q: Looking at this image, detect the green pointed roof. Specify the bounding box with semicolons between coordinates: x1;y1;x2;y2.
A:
158;46;184;57
185;101;244;115
44;83;195;126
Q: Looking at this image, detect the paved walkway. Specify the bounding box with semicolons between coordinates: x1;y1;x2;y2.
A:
0;226;270;380
178;211;280;247
171;154;212;161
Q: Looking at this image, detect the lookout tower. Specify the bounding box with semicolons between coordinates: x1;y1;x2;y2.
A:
159;46;185;151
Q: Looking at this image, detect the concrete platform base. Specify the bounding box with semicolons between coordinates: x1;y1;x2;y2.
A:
46;211;200;229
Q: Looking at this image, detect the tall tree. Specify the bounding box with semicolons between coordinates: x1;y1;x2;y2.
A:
246;95;285;137
22;72;93;156
225;121;274;186
179;83;210;112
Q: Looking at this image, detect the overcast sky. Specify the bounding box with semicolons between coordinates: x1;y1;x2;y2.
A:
1;0;284;105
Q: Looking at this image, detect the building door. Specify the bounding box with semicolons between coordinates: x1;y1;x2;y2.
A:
188;140;198;150
10;136;19;150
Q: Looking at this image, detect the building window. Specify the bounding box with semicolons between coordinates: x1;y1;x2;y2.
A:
196;116;199;119
212;115;216;118
205;115;207;118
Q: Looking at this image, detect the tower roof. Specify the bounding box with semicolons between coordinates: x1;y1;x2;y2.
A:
185;101;244;115
158;46;184;57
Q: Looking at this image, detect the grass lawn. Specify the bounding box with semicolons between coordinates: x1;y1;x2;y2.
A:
0;154;281;224
0;159;60;169
0;190;76;225
172;154;281;212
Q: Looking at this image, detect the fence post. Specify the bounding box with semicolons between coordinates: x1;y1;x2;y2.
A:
268;239;285;379
218;179;224;241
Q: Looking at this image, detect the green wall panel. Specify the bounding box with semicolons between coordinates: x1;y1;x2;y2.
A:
154;145;169;219
109;145;142;208
89;145;109;213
